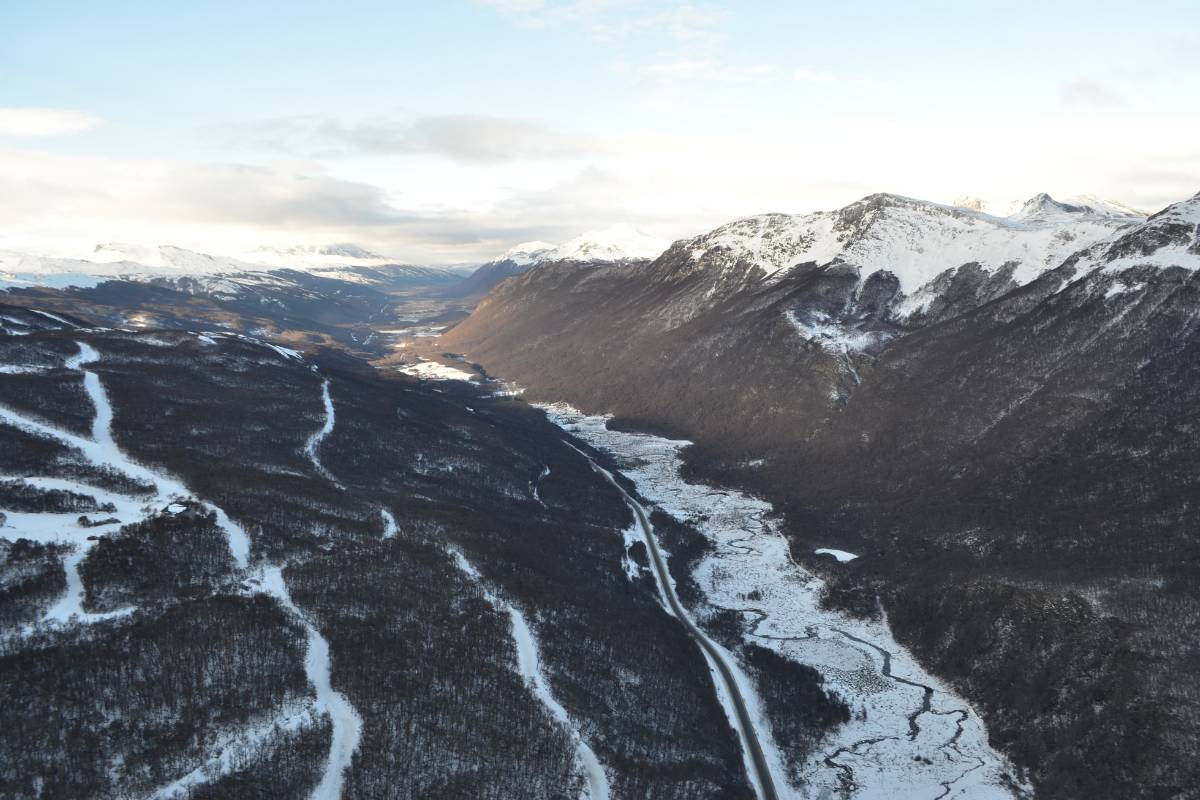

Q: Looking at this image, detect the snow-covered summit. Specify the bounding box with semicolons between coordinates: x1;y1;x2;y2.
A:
1009;193;1145;223
543;224;669;263
497;241;556;266
91;243;262;272
248;243;404;269
486;226;669;267
677;191;1147;293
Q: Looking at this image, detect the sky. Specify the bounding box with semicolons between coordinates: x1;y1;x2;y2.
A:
2;0;1198;263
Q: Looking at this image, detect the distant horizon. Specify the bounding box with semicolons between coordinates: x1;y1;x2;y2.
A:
1;187;1183;266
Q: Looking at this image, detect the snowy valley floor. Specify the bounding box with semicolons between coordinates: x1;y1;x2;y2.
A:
544;404;1029;800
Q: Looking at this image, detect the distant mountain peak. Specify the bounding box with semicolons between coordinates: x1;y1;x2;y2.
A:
545;224;669;263
489;226;669;267
497;241;556;266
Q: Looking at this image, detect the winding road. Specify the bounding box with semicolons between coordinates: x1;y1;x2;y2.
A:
565;442;781;800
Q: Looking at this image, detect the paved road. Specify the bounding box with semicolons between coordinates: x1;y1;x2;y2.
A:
572;444;781;800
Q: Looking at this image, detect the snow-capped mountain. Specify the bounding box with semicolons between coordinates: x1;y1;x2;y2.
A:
542;224;669;263
496;241;556;266
442;189;1200;800
1;243;458;292
669;192;1143;297
446;226;669;298
91;243;266;272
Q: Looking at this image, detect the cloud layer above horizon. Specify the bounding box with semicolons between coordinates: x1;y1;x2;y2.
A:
2;0;1197;262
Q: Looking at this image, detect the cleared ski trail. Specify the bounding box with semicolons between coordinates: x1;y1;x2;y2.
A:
261;566;363;800
450;549;610;800
304;378;339;485
2;340;363;799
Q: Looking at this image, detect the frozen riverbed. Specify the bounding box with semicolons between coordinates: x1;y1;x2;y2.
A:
543;404;1026;800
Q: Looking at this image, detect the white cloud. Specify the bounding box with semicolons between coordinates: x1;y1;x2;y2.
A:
1060;79;1124;110
236;114;600;163
0;107;101;137
1;110;1197;265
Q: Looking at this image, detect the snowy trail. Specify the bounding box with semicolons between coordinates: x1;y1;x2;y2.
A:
260;565;362;800
560;442;788;800
304;378;339;485
544;404;1026;800
450;549;610;800
1;341;254;628
0;342;250;568
4;339;361;797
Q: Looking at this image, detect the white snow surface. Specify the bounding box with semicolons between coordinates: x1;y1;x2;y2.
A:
397;359;476;382
682;192;1144;297
0;477;149;627
304;379;339;484
380;508;398;539
498;241;557;266
815;548;859;563
544;225;669;263
543;404;1026;800
259;566;362;800
449;548;611;800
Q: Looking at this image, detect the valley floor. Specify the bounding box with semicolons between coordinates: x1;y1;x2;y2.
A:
545;404;1028;800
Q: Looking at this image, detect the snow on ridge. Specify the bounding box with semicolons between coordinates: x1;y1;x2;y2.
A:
681;191;1145;294
1069;192;1200;279
498;241;557;266
545;224;669;263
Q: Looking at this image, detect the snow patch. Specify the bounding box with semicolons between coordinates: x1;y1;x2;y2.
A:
1105;281;1145;299
815;548;858;563
397;360;475;382
380;508;397;539
784;310;889;354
